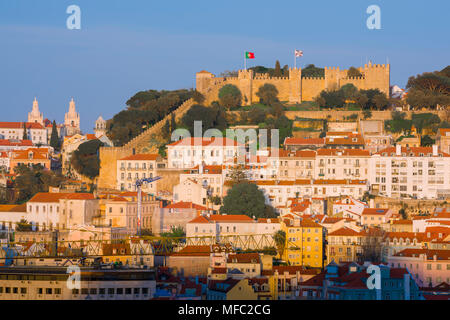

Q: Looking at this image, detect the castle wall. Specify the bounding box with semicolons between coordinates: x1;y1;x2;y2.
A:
198;63;390;106
301;77;326;101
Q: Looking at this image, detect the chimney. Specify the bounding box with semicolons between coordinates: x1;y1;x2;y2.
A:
396;144;401;156
432;145;438;156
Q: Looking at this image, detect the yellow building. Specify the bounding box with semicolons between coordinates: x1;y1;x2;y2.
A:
207;278;258;300
281;216;324;269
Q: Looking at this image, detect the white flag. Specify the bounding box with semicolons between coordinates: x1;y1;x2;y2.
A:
295;50;303;57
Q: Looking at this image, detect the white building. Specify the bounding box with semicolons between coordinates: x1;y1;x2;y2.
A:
167;137;245;169
369;145;450;199
228;179;369;209
0;122;47;145
117;154;160;193
332;197;367;219
25;192;98;230
315;149;370;180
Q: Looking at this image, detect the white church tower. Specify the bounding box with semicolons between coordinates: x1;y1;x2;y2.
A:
94;115;106;138
28;97;44;125
64;98;81;136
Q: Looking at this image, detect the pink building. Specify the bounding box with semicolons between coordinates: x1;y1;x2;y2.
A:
387;248;450;287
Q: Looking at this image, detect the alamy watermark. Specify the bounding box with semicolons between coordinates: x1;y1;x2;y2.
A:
366;5;381;30
66;5;81;30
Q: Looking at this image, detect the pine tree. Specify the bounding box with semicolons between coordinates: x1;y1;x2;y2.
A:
170;113;176;132
274;60;282;77
22;122;28;140
162;119;170;141
50;120;60;151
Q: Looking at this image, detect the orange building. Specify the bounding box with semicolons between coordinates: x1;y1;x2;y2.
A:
9;148;51;173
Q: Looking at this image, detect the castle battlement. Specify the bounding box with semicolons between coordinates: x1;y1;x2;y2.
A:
303;77;325;81
196;62;390;106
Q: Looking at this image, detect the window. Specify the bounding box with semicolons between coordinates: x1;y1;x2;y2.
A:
142;288;149;295
46;288;52;295
116;288;123;295
81;288;89;295
108;288;114;295
55;288;61;295
99;288;106;295
125;288;132;295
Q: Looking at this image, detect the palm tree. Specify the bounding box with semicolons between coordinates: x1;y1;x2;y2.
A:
273;230;286;260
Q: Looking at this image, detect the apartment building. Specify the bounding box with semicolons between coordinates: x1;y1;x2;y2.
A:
387;249;450;287
167;137;245;169
240;179;368;208
117;154;161;193
436;128;450;154
25;192;98;230
281;216;324;268
315;149;370;180
0;122;47;145
175;164;225;200
9;147;52;174
0;266;156;300
97;192;159;234
152;201;211;235
324;132;365;149
369;145;450;199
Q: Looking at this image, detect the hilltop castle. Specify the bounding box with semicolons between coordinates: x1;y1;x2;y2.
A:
196;61;390;105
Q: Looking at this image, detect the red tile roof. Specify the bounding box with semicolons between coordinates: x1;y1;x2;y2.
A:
0;122;44;129
28;192;95;203
362;208;390;216
375;146;450;157
284;137;325;146
170;245;211;256
0;139;33;147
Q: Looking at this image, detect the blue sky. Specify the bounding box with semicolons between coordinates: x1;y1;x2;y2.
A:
0;0;448;132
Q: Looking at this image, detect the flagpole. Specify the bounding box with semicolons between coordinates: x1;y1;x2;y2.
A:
294;52;296;69
244;52;246;70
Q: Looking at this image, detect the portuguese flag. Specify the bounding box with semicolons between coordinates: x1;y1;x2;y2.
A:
245;51;255;59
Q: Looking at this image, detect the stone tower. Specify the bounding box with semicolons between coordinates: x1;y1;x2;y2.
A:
288;68;302;103
64;98;81;136
94;115;106;138
28;97;44;125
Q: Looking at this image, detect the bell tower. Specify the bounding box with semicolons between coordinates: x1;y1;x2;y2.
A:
64;98;81;135
28;97;44;125
94;115;106;138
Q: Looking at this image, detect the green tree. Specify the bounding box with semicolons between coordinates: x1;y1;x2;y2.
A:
162;119;171;141
347;67;363;78
220;182;276;218
362;109;372;120
373;93;389;110
181;104;227;136
340;83;359;101
50;120;60;151
108;89;192;146
14;164;64;203
302;64;325;78
256;84;279;106
192;90;205;104
273;230;286;259
420;135;435;147
70;139;104;179
274;60;282;77
16;219;32;231
22;122;28;140
218;84;242;109
228;165;248;186
160;226;185;238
